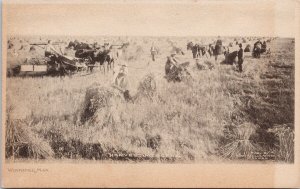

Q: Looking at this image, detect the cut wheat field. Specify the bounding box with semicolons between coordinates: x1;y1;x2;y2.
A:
5;36;294;163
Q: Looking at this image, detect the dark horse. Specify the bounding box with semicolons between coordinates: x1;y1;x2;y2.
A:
94;50;114;73
67;40;92;50
222;50;238;65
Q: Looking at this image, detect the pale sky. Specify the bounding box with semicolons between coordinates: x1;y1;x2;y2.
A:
4;0;296;37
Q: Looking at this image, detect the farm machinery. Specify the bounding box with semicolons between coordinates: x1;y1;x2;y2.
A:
7;43;91;77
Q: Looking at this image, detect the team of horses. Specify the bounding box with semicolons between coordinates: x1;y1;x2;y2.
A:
66;40;129;73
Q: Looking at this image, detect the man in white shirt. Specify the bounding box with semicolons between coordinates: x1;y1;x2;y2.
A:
44;40;60;57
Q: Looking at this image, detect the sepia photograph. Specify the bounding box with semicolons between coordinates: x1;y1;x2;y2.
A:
2;0;299;187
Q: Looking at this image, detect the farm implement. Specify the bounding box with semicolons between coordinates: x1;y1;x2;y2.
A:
7;44;91;77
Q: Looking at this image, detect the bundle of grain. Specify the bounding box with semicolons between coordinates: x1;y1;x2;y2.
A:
244;44;251;52
165;61;192;83
196;59;215;70
196;62;206;70
135;73;157;101
80;86;123;124
220;122;261;160
5;120;54;159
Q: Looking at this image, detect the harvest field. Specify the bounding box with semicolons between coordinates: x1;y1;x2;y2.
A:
5;36;294;163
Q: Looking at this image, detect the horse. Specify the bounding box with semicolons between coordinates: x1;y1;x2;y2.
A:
93;49;114;74
67;40;92;50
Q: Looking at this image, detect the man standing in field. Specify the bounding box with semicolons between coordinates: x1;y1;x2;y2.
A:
150;42;157;61
237;43;244;72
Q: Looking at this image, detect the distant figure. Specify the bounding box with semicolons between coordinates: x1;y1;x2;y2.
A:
208;44;215;57
238;44;244;72
150;43;157;61
103;43;110;52
214;36;223;62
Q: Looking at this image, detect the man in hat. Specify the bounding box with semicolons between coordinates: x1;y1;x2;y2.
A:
237;43;244;72
112;61;132;101
112;62;129;91
165;50;179;75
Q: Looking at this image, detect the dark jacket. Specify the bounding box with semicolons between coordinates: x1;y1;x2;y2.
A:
238;48;244;62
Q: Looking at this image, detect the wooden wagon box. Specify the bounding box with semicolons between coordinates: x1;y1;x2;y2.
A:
20;64;48;72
